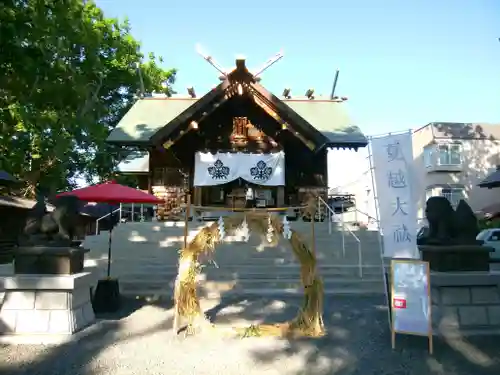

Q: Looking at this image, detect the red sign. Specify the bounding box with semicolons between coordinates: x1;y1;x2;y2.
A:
393;298;407;309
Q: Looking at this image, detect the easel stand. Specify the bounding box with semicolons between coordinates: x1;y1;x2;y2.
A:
391;326;433;355
390;259;433;355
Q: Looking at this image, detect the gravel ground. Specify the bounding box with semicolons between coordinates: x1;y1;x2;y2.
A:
1;295;499;375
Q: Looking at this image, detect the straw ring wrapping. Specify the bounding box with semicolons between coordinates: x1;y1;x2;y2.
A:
173;202;325;338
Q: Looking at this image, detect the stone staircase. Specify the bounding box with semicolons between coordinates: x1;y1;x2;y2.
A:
82;219;386;297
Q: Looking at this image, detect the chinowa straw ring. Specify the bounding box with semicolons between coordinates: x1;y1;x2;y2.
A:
172;199;324;338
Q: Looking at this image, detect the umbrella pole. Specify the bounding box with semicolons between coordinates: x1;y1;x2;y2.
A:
107;206;113;278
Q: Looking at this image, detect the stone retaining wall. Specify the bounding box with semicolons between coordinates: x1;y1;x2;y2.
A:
0;272;95;338
431;273;500;335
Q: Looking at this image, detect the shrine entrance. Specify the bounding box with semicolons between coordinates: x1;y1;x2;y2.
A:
192;150;285;211
172;200;325;338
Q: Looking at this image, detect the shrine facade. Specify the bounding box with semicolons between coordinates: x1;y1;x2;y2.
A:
107;57;367;220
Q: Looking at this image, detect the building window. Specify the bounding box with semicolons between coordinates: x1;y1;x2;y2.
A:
425;186;465;208
423;146;433;168
437;143;461;166
440;187;465;208
425;188;434;202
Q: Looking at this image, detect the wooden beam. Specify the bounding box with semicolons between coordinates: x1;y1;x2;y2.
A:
150;80;230;145
161;94;230;150
249;92;316;151
249;82;327;148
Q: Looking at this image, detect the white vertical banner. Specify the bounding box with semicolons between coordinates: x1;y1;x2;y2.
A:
370;132;419;259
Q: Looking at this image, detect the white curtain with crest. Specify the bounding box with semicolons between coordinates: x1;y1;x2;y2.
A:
193;152;285;187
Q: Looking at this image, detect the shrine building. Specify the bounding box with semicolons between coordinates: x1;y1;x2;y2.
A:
107;57;368;220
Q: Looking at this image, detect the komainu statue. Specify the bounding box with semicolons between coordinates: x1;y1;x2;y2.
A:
418;196;456;245
454;199;481;244
417;196;481;246
19;194;81;246
418;196;491;272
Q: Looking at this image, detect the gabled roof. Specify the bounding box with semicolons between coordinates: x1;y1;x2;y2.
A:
284;100;367;145
429;122;500;140
107;96;366;149
116;151;149;174
106;59;367;149
478;166;500;189
106;98;197;144
0;196;55;210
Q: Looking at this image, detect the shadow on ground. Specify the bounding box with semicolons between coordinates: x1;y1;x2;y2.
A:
0;296;174;375
0;295;499;375
206;294;500;375
245;296;500;375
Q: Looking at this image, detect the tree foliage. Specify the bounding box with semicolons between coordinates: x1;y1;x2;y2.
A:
0;0;176;196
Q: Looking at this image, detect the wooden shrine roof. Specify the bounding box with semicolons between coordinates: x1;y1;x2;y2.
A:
107;59;367;150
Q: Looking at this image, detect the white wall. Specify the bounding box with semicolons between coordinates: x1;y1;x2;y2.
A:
327;148;376;224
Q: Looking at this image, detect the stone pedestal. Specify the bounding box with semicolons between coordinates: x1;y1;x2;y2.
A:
14;246;89;275
419;245;493;272
0;272;95;343
431;272;500;335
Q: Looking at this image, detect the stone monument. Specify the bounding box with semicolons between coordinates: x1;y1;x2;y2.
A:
418;197;493;272
0;194;96;343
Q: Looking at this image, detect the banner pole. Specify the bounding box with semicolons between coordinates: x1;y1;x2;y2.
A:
367;136;392;330
406;128;420;259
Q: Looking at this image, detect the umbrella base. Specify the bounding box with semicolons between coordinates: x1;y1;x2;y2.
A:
93;279;121;313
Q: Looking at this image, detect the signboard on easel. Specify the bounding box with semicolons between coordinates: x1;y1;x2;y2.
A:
390;259;433;354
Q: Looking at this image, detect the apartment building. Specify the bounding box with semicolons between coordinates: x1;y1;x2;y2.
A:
412;122;500;218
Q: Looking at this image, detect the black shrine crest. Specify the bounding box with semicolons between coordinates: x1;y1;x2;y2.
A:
208;159;230;179
250;160;273;181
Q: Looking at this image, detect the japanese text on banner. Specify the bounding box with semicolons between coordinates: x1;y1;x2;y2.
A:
371;133;418;258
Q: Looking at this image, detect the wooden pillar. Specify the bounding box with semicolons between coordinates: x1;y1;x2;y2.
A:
193;186;202;206
147;148;153;194
277;186;285;207
183;194;191;248
322;149;329;200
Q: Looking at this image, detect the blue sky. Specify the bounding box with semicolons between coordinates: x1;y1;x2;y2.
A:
96;0;500;135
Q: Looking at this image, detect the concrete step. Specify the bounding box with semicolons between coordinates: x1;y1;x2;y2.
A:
106;222;381;235
83;243;380;254
108;267;383;280
118;288;385;297
107;229;380;237
84;242;380;251
86;251;380;258
117;275;381;287
121;274;383;284
86;261;383;279
112;220;378;229
106;229;381;240
86;250;383;260
109;228;378;239
118;277;385;296
102;226;380;234
85;237;380;245
86;257;383;268
88;263;384;275
87;237;381;245
82;221;385;296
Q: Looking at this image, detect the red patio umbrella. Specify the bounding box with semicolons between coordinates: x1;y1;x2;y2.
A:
57;180;163;277
57;180;163;204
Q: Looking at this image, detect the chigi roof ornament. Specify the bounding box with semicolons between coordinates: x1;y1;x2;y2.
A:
195;43;284;82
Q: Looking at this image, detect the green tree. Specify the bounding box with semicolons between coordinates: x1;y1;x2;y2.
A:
0;0;175;196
